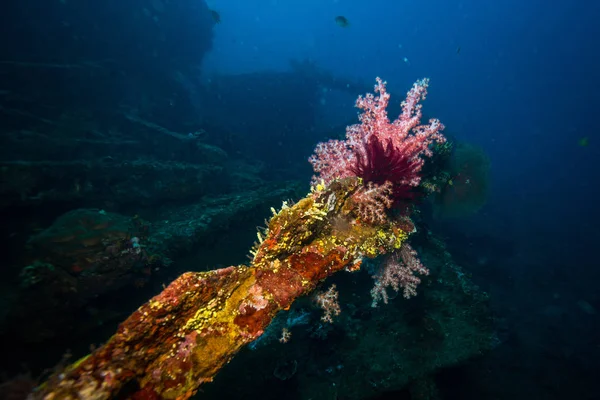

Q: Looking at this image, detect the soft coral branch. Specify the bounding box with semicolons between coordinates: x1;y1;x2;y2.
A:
370;243;429;307
351;181;394;224
309;78;446;201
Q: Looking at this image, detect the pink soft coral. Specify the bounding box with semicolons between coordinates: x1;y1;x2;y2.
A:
309;77;446;207
370;243;429;307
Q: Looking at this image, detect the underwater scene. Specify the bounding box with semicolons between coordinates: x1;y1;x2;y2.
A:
0;0;598;399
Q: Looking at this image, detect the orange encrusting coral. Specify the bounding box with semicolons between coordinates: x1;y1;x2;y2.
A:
34;178;411;400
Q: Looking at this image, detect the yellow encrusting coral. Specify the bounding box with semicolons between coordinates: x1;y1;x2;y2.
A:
35;177;417;400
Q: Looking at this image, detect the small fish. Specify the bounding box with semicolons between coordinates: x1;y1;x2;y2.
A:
210;9;221;24
456;46;461;55
334;16;350;28
578;136;589;147
403;57;410;65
